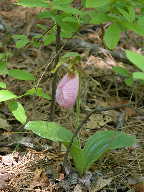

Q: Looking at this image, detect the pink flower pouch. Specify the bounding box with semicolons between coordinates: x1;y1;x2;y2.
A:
56;73;79;108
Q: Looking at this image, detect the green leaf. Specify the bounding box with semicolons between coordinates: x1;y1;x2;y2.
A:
0;90;17;102
0;52;12;60
126;50;144;71
53;0;73;5
113;66;130;77
25;121;74;142
109;131;136;149
104;23;121;49
8;69;35;80
90;12;110;24
78;131;136;175
62;16;78;23
8;101;27;124
37;10;55;19
63;52;80;58
124;77;133;86
16;39;29;48
0;62;8;75
70;145;85;175
0;82;6;89
86;0;111;8
17;0;50;7
137;16;144;27
43;33;56;46
121;21;144;36
26;88;51;100
117;7;135;22
13;35;29;48
53;6;82;15
133;72;144;80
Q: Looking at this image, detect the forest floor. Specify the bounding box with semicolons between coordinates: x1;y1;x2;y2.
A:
0;0;144;192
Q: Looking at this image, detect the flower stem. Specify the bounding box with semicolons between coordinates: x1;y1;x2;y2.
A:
50;24;61;121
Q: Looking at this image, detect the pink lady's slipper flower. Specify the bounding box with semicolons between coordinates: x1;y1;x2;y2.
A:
56;73;79;108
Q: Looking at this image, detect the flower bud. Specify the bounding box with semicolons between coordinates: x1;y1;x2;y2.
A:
56;73;79;108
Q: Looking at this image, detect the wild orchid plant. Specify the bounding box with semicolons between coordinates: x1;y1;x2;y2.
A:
25;71;136;175
0;0;140;175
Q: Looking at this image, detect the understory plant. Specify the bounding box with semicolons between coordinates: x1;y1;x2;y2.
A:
113;50;144;86
0;52;51;124
1;0;142;176
24;120;136;176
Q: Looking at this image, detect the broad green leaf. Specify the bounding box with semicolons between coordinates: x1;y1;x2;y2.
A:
109;131;136;149
8;101;27;124
80;131;136;174
26;88;51;100
137;16;144;26
13;35;29;48
37;10;55;19
85;131;136;152
36;24;48;31
55;6;82;15
0;90;17;102
124;77;133;86
25;121;74;142
0;62;8;75
86;0;111;8
133;72;144;80
17;0;50;7
0;82;6;89
52;1;82;15
118;7;135;22
113;66;129;77
70;144;85;175
43;33;56;46
104;23;121;49
16;39;29;48
90;13;110;24
0;52;12;60
126;50;144;71
62;16;78;23
63;52;80;58
121;21;144;36
127;7;135;22
53;0;73;5
9;69;35;80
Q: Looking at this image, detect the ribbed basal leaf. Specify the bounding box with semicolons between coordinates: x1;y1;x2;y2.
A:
25;121;73;142
82;131;136;174
70;144;85;175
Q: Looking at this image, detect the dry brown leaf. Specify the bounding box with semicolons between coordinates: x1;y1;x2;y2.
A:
30;168;49;189
0;118;10;130
0;171;11;189
0;153;18;166
90;177;112;192
128;177;144;192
